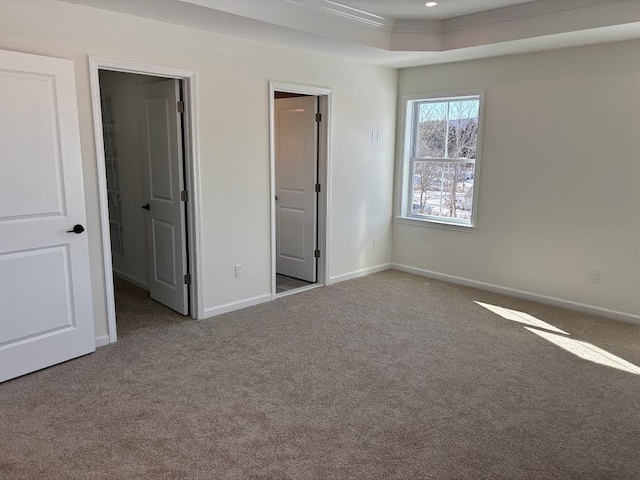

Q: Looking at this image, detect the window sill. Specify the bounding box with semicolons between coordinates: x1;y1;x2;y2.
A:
395;216;477;232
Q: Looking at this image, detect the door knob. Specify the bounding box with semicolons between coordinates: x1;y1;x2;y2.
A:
67;224;85;234
141;203;150;210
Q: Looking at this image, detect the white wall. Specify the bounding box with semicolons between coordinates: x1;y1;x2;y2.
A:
394;40;640;319
0;0;397;338
98;71;166;289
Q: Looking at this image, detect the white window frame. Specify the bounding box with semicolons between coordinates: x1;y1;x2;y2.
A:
396;91;485;231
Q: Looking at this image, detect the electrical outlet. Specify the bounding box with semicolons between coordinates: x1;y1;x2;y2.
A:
591;269;602;284
373;237;379;249
235;264;243;278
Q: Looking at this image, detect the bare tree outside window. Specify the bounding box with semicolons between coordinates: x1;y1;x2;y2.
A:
409;97;480;224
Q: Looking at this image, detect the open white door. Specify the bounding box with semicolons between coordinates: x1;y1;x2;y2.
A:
275;96;318;283
139;80;189;315
0;50;95;383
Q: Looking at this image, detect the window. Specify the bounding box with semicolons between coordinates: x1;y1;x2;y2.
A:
401;94;482;227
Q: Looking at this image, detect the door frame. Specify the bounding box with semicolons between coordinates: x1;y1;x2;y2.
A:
89;56;205;344
269;81;332;299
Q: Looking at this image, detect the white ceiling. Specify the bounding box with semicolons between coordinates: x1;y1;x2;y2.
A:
63;0;640;68
338;0;536;20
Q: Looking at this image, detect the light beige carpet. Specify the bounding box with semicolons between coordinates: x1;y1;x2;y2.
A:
1;271;639;479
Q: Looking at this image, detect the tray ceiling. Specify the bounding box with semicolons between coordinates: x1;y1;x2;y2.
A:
62;0;640;67
337;0;537;20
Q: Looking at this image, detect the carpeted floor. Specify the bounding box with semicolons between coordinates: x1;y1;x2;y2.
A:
1;271;639;479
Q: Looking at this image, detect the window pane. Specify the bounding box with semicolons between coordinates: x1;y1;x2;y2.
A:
447;100;479;160
412;161;475;222
415;102;447;158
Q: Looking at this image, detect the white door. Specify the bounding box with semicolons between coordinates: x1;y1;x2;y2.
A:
0;50;95;383
275;96;318;283
139;80;189;315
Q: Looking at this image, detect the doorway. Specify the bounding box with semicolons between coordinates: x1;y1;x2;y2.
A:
90;58;203;344
269;82;331;298
98;70;189;329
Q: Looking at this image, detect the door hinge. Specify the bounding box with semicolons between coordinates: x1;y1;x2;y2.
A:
184;274;191;285
314;249;320;258
181;190;189;202
315;113;322;123
177;101;185;113
315;184;321;193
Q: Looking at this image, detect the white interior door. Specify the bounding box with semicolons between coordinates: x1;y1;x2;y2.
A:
139;80;189;315
275;96;318;283
0;49;95;383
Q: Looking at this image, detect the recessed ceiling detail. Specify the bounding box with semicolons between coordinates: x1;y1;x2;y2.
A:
63;0;640;68
338;0;537;20
278;0;625;33
284;0;394;29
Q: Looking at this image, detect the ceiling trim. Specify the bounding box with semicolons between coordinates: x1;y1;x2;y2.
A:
284;0;395;30
390;19;443;35
443;0;623;33
284;0;626;35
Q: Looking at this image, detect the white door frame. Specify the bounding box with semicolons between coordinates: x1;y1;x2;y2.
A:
89;56;205;344
269;81;332;299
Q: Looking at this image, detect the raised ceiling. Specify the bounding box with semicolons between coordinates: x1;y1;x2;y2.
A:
338;0;537;20
63;0;640;67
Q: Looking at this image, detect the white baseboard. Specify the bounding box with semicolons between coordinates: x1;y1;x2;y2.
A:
392;264;640;326
203;293;272;319
113;269;149;291
274;283;323;299
328;263;391;285
95;335;110;348
202;264;392;319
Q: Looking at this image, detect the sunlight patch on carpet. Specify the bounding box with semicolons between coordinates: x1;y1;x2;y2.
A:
525;327;640;375
475;301;569;335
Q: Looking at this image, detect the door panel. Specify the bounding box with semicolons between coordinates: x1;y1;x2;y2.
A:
0;71;65;219
275;96;318;283
151;218;177;288
140;80;188;315
278;207;306;261
0;49;95;383
146;98;174;202
1;247;74;344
